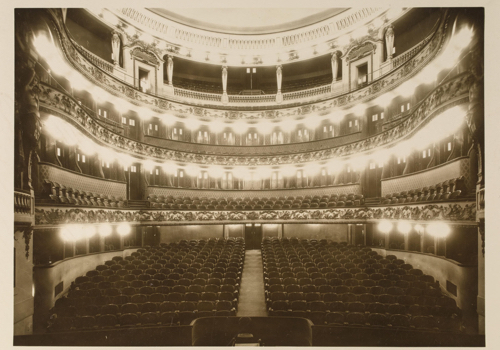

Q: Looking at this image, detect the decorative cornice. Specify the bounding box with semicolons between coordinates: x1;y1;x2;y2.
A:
35;201;477;226
47;8;448;112
39;72;471;166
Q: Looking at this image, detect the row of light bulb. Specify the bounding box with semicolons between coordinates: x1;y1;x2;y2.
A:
60;223;131;242
43;101;465;178
32;16;472;136
378;220;451;238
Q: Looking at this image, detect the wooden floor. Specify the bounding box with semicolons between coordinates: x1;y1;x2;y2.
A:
236;250;268;317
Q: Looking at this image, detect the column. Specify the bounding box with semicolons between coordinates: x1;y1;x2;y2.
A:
111;32;121;66
276;65;283;104
385;25;395;60
331;51;340;84
165;55;174;95
221;65;228;104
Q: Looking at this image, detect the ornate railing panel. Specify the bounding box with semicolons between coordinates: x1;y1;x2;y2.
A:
38;71;472;166
35;201;477;226
70;39;114;74
49;8;447;111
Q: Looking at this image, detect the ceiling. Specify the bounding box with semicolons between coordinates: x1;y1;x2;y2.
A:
148;8;347;35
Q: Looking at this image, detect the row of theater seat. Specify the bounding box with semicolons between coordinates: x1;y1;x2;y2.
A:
148;193;365;210
268;310;460;331
42;179;126;207
173;75;331;95
381;177;466;205
48;238;245;332
262;238;462;332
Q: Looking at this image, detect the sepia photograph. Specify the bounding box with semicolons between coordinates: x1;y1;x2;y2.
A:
12;4;488;347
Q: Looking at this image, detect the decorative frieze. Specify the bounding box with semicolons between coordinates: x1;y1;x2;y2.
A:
39;72;471;166
49;8;447;112
35;201;477;226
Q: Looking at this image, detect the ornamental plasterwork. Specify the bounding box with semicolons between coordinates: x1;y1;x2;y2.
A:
39;72;472;166
34;201;477;226
49;8;448;117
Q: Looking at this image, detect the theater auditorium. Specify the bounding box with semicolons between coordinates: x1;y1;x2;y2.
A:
13;7;485;346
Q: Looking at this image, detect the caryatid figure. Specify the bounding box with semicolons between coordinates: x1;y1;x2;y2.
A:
276;65;283;103
221;65;228;104
111;32;121;65
167;55;174;86
385;25;395;60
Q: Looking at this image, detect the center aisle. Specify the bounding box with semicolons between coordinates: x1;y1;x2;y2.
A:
236;249;268;317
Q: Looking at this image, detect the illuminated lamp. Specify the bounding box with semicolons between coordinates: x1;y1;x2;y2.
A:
136;107;152;121
259;120;275;134
252;167;270;180
378;220;393;234
414;224;425;234
98;223;112;237
143;160;156;172
426;223;451;238
187;118;203;131
394;80;415;97
162;162;177;175
210;120;227;133
280;165;298;177
280;119;298;133
99;146;116;163
117;223;131;237
232;121;248;134
114;99;132;114
373;92;395;108
397;221;412;235
70;73;91;91
160;114;177;126
349;155;367;171
60;226;73;242
83;225;97;239
184;164;200;177
304;115;322;129
329;111;344;123
232;167;247;179
350;103;367;116
209;166;225;178
79;138;97;156
304;164;322;177
326;159;343;174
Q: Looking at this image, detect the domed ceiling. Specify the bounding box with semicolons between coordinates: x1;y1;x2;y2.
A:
148;8;347;34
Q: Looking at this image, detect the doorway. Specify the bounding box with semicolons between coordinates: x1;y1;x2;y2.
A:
245;223;263;250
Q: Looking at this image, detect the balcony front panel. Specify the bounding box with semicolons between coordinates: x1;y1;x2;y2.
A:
381;157;471;197
38;162;127;199
38;72;471;166
49;8;448;111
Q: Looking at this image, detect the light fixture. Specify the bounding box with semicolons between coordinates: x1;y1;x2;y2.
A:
426;222;451;238
83;225;97;239
414;224;425;234
397;221;412;234
117;223;131;236
378;220;393;234
98;224;112;237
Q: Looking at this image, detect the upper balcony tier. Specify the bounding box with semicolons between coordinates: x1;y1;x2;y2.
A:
42;8;446;111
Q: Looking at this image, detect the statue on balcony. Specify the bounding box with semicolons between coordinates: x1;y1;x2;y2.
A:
385;25;395;60
15;59;42;191
111;31;121;65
